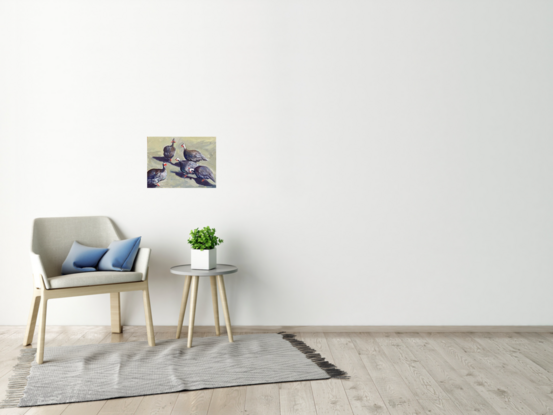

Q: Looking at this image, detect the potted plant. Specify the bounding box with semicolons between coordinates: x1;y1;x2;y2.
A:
188;226;223;270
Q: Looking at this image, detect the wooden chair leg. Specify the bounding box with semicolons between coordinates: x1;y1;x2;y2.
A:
142;288;155;346
176;275;192;339
210;275;220;336
36;296;48;364
23;289;41;346
217;275;234;343
187;276;199;348
110;292;122;334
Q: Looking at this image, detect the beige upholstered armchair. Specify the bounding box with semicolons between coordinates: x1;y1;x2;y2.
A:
24;216;155;364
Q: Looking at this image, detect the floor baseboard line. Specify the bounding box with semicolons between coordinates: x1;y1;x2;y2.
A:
167;325;553;333
5;325;551;333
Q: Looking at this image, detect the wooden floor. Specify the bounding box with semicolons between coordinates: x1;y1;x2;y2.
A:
1;327;553;414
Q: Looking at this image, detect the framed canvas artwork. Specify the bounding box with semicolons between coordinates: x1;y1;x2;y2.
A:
147;137;216;188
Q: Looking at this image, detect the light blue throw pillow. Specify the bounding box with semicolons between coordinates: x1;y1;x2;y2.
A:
97;237;141;272
61;241;109;275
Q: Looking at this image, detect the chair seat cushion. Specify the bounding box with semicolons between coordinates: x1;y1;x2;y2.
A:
48;271;143;289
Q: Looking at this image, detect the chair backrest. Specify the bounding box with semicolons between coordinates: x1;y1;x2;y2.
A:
31;216;123;278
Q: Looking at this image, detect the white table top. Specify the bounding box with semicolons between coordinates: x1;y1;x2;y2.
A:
170;264;238;277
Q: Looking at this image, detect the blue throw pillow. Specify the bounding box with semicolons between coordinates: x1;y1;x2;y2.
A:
61;241;109;275
97;237;141;272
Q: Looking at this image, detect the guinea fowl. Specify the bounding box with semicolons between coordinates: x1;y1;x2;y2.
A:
193;165;216;184
147;163;167;187
163;138;176;162
181;143;208;163
175;158;198;177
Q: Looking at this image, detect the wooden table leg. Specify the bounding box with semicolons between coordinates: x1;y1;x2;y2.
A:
210;275;220;336
176;275;192;339
187;276;199;348
217;275;234;343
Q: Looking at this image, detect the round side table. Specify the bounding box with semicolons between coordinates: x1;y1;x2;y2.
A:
170;264;238;348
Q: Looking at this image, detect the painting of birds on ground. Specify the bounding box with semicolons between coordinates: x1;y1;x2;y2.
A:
147;137;216;188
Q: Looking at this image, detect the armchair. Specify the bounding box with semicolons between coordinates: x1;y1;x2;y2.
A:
24;216;155;364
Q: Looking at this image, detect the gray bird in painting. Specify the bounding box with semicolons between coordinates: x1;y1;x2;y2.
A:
193;165;216;184
147;163;167;187
175;158;198;177
163;138;176;162
181;143;208;163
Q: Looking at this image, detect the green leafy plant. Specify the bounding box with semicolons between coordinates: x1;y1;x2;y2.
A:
187;226;224;251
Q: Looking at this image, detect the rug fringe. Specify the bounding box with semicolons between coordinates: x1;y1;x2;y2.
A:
0;348;35;409
278;332;350;379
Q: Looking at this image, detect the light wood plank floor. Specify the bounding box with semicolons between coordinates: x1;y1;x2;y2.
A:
1;326;553;414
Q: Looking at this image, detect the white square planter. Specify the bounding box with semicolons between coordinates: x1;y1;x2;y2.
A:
191;248;217;270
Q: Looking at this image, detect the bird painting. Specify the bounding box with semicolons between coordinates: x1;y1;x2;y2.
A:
147;137;216;188
193;165;216;184
147;162;168;187
175;158;198;177
181;143;208;162
163;138;176;162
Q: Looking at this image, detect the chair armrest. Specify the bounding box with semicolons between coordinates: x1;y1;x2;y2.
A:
133;248;151;281
30;252;50;289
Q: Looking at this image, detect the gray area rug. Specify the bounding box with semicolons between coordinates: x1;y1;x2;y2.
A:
1;333;347;408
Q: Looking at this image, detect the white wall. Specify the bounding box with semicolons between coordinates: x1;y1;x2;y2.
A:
1;0;552;326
